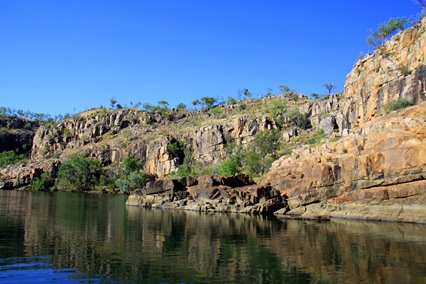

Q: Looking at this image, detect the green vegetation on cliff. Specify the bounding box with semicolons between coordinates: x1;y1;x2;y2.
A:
0;150;26;167
56;154;102;191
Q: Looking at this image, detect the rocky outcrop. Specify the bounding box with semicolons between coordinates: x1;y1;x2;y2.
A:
31;108;153;158
127;174;288;214
0;159;60;190
260;102;426;223
306;18;426;136
0;117;38;154
344;19;426;126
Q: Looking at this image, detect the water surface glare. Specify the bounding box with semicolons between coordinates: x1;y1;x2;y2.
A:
0;190;425;283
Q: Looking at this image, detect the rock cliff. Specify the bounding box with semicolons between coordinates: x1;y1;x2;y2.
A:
0;117;38;155
260;102;426;223
127;18;426;222
1;18;426;223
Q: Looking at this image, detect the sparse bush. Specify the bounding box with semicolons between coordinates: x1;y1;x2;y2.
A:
290;93;300;103
122;129;133;140
173;149;199;178
63;128;73;138
384;97;409;113
227;96;237;105
279;85;291;94
40;143;50;155
401;65;411;76
110;98;117;109
311;93;320;100
177;103;186;110
329;136;341;143
243;88;252;99
308;128;326;145
23;122;32;130
99;175;117;189
128;171;147;189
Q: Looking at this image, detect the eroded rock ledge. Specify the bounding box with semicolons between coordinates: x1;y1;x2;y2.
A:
126;174;289;215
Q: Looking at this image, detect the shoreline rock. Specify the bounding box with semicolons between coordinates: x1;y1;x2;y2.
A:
126;174;289;215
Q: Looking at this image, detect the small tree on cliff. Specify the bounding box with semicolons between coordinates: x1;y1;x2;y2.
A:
110;98;117;109
367;17;410;48
244;129;281;176
200;96;218;110
323;83;336;94
243;88;252;99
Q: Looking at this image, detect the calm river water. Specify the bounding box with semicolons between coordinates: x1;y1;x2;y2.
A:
0;190;425;283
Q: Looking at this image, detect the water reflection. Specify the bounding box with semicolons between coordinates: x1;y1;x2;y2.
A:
0;190;425;283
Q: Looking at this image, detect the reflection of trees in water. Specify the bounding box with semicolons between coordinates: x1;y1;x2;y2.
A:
2;191;425;283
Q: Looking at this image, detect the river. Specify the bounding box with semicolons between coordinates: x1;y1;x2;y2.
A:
0;190;425;283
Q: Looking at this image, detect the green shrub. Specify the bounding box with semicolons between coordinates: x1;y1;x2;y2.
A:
384;97;409;113
176;103;186;110
121;157;143;175
115;179;130;192
31;173;53;191
401;65;411;76
99;175;117;189
63;128;73;138
167;140;185;159
329;136;341;143
128;171;147;189
243;129;281;176
286;108;309;129
219;157;240;176
23;122;32;130
40;143;50;155
227;96;237;105
56;154;102;191
308;128;326;145
210;107;224;115
0;150;26;167
268;100;288;126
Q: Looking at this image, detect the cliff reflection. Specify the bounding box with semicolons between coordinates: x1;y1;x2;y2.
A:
1;191;425;283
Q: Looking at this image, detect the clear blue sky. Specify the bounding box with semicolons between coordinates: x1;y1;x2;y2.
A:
0;0;423;116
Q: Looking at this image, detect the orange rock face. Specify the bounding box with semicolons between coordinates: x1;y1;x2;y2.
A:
262;103;426;223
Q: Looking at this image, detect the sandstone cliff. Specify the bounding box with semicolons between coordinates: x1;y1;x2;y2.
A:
126;18;426;222
260;102;426;223
1;17;425;223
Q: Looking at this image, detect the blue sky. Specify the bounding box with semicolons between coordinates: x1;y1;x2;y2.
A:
0;0;423;116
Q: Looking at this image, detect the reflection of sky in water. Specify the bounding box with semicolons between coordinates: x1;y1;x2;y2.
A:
0;256;104;283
